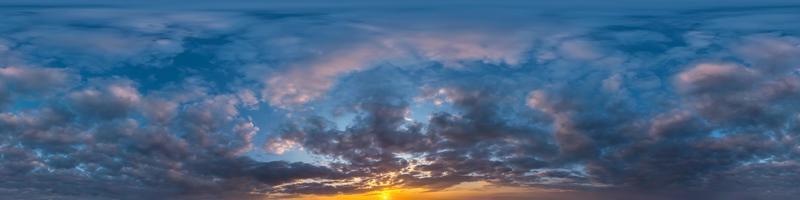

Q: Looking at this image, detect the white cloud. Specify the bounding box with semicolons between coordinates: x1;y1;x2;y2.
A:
264;138;298;155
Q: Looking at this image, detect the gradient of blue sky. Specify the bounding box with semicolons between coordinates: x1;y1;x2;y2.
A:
1;1;799;200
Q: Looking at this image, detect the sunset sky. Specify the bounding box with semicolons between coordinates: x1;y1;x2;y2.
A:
1;1;799;200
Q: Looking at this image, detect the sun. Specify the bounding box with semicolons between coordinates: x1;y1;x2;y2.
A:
380;190;391;200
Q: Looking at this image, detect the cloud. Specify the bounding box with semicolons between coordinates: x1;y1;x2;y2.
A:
675;63;758;94
249;16;537;108
68;79;142;119
260;30;536;108
0;66;77;109
0;66;76;93
733;34;800;74
264;43;394;107
1;2;800;200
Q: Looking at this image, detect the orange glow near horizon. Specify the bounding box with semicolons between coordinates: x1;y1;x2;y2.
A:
283;181;577;200
380;190;391;200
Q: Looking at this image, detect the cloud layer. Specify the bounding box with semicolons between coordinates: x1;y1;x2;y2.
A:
1;2;799;200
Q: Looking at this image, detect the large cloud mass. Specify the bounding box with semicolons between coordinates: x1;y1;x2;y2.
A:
1;1;799;200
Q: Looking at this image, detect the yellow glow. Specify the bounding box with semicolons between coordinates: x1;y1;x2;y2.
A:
284;181;574;200
380;190;390;200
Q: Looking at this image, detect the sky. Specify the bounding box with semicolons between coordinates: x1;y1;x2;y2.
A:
0;1;799;200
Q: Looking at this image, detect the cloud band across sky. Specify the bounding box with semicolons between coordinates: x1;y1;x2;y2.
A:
0;1;799;200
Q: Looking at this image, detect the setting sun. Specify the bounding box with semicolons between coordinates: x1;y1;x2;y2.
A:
380;190;391;200
282;181;580;200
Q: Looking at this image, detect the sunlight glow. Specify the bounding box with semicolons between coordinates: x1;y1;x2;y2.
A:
380;190;391;200
285;181;571;200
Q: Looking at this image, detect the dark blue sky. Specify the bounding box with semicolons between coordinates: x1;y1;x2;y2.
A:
0;1;799;200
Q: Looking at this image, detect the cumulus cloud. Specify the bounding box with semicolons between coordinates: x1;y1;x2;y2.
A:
69;79;142;119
